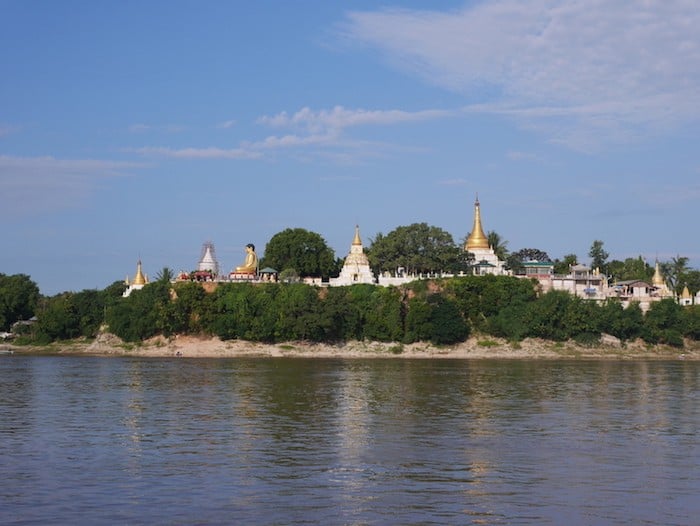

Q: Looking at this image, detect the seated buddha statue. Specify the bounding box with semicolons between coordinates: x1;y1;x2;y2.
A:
235;243;258;274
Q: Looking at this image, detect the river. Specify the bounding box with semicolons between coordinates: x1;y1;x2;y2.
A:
1;356;699;525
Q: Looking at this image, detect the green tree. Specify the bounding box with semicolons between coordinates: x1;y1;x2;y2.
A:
682;270;700;296
368;223;461;275
524;290;600;341
275;283;325;341
589;240;609;273
33;294;77;343
155;267;175;283
506;248;551;273
170;281;210;334
345;285;404;342
553;253;578;275
487;231;509;261
0;273;40;331
642;298;684;346
321;287;362;341
598;300;643;341
404;297;433;343
425;295;469;345
443;275;537;331
681;306;700;341
106;282;172;342
606;257;653;283
661;256;691;295
262;228;337;279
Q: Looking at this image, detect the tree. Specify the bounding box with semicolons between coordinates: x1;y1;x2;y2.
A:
642;298;684;346
589;240;609;273
32;288;106;343
105;281;172;342
553;253;578;275
487;231;509;261
0;273;40;331
661;255;690;295
682;270;700;296
368;223;461;275
262;228;337;279
506;248;551;273
606;256;653;283
155;267;175;283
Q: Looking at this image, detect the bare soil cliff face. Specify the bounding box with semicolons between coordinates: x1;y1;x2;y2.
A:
9;332;698;360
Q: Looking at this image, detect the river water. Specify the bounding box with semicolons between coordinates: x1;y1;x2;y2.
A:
1;355;699;525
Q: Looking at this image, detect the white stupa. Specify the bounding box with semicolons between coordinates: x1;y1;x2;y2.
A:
198;242;219;276
330;225;375;286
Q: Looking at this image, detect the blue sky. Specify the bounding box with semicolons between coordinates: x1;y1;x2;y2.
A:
2;1;699;295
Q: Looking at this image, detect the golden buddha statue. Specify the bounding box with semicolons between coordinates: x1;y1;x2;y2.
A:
235;243;258;274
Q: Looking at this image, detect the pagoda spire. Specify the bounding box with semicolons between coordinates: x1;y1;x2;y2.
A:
352;224;362;246
465;195;490;250
652;260;665;287
133;260;147;286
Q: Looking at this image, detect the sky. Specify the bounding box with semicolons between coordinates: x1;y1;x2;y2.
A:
2;0;699;295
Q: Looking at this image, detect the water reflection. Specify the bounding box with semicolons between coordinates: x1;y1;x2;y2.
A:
1;356;699;525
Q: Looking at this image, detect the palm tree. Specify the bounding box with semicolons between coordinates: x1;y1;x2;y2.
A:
155;267;175;283
661;256;689;294
487;230;509;261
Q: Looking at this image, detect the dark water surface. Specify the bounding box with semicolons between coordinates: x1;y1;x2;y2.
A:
1;356;699;525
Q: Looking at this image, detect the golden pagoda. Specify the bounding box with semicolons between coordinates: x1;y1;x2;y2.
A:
464;196;490;251
651;260;665;288
352;224;362;246
133;260;147;286
123;260;148;297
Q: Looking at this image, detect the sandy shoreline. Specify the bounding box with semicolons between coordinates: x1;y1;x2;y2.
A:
4;333;700;360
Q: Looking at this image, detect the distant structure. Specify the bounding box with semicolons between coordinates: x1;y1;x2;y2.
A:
124;260;148;297
651;260;672;298
464;196;507;276
680;285;693;306
330;225;375;286
198;242;219;276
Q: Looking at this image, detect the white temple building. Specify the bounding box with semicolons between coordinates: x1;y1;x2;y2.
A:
123;260;148;297
329;225;376;286
463;197;507;276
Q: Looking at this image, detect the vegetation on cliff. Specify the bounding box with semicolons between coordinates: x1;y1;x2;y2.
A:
4;273;700;349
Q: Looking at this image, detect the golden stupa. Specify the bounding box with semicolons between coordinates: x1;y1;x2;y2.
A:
464;196;490;251
132;260;147;286
651;261;665;287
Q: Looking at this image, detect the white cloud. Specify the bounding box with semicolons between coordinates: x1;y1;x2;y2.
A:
133;106;447;161
129;123;185;133
0;155;141;216
258;105;452;134
341;1;700;149
217;120;236;129
132;146;260;160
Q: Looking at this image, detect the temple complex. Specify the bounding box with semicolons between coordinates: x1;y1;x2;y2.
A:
118;195;696;307
123;260;148;297
464;196;507;276
330;225;375;286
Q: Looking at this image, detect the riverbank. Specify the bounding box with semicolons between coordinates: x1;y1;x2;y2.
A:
5;333;700;360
